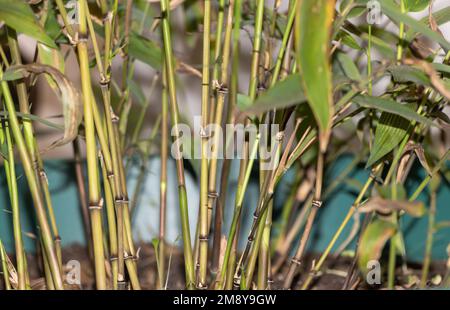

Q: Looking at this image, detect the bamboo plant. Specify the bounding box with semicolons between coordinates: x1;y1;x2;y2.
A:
0;0;449;291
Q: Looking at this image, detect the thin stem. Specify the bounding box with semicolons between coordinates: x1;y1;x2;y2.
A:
283;150;325;289
301;164;383;289
0;240;11;290
1;118;26;289
160;0;195;288
0;69;63;289
158;65;169;289
396;0;405;63
77;0;107;289
197;0;212;289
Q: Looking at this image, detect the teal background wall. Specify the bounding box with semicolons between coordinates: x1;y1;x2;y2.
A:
0;155;449;262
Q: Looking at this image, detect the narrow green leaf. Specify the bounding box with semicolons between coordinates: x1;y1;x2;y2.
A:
358;218;397;276
335;31;362;50
379;0;450;50
404;0;430;12
336;52;361;81
388;65;430;86
236;93;253;111
432;63;450;74
353;95;436;127
129;32;162;69
296;0;335;151
239;74;305;114
0;0;56;48
406;6;450;40
340;0;367;18
367;112;410;167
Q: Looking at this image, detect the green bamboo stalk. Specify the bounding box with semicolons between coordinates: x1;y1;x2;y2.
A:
207;0;235;227
7;28;63;273
271;0;297;87
1;118;26;289
77;0;107;290
84;0;140;289
0;240;11;290
209;0;226;124
113;123;141;290
73;139;94;261
100;155;119;289
197;0;212;289
216;134;259;289
248;0;265;101
211;0;242;277
300;164;383;289
221;0;264;289
160;0;195;289
41;237;55;290
158;65;169;289
0;67;64;289
396;0;406;63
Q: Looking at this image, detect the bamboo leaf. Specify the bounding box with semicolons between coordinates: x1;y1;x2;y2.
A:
367;112;410;167
353;95;436;127
336;52;362;81
405;6;450;40
0;0;56;48
296;0;335;151
433;63;450;74
237;93;253;111
129;32;162;69
335;31;362;50
340;0;367;18
239;74;305;114
358;196;426;217
404;0;430;12
358;218;397;276
2;64;82;149
379;0;450;50
388;65;430;86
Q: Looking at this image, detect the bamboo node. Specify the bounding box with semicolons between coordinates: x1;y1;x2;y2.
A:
199;127;211;139
291;258;301;266
99;77;110;87
199;235;209;242
369;172;383;184
54;235;62;242
88;198;104;210
275;131;285;141
39;169;49;184
103;11;113;23
109;255;118;262
78;33;89;43
66;31;79;46
110;110;120;123
312;199;323;208
207;191;218;200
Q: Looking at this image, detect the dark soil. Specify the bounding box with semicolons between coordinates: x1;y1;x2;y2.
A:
3;244;448;290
